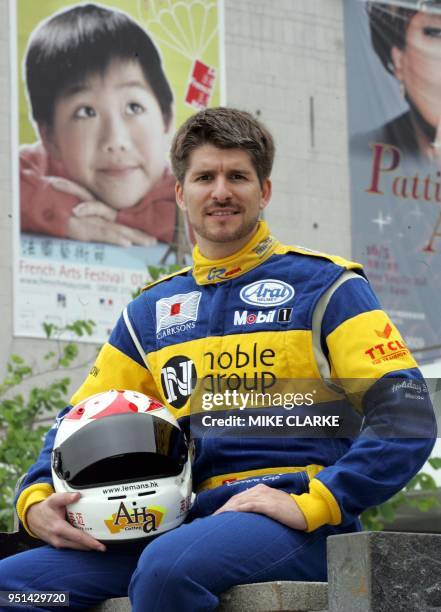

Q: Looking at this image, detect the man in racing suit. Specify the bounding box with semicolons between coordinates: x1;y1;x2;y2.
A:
0;108;436;611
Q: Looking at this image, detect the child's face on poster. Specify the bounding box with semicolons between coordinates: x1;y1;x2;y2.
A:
42;59;172;210
391;12;441;131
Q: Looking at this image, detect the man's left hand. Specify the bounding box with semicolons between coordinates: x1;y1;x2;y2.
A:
213;483;308;530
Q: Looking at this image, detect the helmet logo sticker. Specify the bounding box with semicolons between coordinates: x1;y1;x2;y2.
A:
105;501;166;535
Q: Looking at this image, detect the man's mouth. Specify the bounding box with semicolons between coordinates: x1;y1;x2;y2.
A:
206;208;240;217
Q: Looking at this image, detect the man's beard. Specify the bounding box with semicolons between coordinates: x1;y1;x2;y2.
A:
190;211;260;244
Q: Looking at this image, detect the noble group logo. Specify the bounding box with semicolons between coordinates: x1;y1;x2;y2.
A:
156;291;201;336
240;280;294;307
161;355;197;408
234;307;293;326
203;342;276;393
105;501;165;535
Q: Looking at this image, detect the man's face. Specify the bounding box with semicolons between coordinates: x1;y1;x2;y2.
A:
42;59;172;210
176;144;271;257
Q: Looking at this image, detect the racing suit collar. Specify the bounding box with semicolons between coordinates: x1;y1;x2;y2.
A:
192;221;279;285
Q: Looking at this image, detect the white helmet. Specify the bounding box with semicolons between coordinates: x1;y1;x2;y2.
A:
52;390;192;542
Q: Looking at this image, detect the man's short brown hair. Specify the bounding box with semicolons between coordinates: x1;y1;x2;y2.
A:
170;107;275;185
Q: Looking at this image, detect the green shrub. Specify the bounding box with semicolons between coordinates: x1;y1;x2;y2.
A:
0;320;95;532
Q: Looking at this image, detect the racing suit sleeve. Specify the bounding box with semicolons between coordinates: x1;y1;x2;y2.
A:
15;306;161;537
291;276;437;532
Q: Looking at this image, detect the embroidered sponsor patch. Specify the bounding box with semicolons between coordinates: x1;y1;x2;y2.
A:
207;266;242;281
240;280;294;307
156;291;201;333
364;338;410;364
233;310;276;326
161;356;197;408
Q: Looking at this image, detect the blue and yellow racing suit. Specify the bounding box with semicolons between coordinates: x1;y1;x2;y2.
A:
16;220;436;535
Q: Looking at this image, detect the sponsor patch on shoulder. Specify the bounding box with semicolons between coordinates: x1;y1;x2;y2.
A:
156;291;201;334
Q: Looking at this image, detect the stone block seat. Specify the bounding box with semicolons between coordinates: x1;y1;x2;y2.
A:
88;581;328;612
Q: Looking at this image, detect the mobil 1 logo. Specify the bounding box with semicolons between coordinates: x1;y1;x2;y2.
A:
233;307;293;326
277;308;292;323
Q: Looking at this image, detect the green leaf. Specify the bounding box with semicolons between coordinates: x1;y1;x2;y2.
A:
378;503;395;522
416;473;437;491
10;355;24;364
43;322;54;338
428;457;441;470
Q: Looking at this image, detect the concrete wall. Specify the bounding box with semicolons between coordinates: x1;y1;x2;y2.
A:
224;0;350;256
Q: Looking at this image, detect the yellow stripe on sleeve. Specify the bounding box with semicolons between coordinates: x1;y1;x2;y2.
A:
326;309;418;380
70;343;161;406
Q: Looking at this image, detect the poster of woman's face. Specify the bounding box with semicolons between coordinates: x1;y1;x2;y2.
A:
344;0;441;362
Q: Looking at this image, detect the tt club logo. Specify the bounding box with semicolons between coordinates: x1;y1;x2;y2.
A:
161;356;197;408
240;280;294;307
156;291;201;334
375;323;392;339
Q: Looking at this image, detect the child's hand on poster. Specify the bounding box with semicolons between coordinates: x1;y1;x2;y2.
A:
49;177;157;247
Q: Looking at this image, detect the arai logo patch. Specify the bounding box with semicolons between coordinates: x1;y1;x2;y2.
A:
240;280;294;307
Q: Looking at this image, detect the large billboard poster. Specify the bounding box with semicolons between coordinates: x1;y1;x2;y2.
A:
12;0;224;342
344;0;441;362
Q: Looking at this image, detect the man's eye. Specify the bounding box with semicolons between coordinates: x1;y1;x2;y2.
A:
231;174;246;180
196;174;212;181
74;106;96;119
126;102;145;115
423;27;441;38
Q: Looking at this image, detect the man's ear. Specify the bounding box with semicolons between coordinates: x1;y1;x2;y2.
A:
260;178;272;211
39;123;61;161
175;181;186;211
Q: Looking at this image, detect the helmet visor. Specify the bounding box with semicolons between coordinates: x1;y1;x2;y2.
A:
53;412;188;488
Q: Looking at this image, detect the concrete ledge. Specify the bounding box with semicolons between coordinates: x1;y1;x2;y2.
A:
219;581;328;611
88;581;328;611
327;531;441;612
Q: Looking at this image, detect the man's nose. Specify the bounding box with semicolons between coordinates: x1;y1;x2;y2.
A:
211;177;232;202
101;115;130;153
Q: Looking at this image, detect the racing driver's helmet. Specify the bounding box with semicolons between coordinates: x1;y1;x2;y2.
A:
52;389;192;542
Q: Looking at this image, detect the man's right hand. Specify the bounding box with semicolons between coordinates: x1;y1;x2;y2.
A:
26;492;106;552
